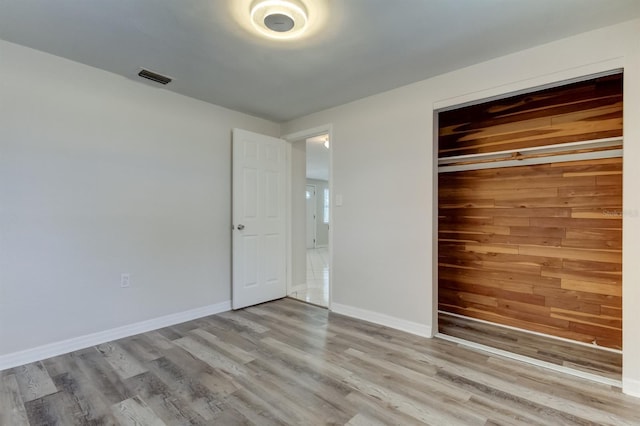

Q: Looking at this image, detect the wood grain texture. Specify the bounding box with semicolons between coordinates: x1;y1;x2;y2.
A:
439;158;622;349
3;298;640;425
438;74;623;349
438;73;623;158
13;362;58;403
439;312;621;381
0;374;29;425
111;395;166;426
96;342;148;380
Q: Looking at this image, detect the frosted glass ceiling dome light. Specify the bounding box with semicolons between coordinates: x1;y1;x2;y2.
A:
250;0;308;39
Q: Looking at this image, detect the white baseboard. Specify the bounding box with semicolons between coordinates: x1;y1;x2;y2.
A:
330;302;432;338
623;377;640;398
0;300;231;371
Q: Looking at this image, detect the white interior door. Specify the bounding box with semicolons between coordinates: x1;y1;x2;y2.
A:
306;185;316;249
232;128;287;309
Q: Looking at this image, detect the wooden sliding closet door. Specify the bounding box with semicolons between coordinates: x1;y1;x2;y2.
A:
437;74;623;349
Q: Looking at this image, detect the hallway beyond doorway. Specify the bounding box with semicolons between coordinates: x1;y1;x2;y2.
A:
289;247;329;307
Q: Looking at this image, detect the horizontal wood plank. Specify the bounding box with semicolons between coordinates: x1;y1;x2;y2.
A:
439;156;622;350
438;74;623;158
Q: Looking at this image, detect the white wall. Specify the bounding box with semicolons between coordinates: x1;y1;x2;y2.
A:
3;21;639;396
0;40;279;357
281;19;640;396
307;179;329;247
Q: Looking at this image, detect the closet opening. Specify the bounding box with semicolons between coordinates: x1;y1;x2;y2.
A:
436;72;623;385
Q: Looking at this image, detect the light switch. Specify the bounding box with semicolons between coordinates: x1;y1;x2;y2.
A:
335;194;343;206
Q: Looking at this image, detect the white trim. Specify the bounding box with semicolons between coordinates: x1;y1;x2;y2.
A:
436;333;622;388
0;301;231;371
285;141;293;298
439;310;622;354
431;110;441;334
282;125;332;142
438;148;622;173
328;126;333;311
433;62;624;111
331;303;432;338
623;377;640;398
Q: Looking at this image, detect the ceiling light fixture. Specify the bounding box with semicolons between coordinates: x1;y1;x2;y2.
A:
250;0;308;40
324;137;330;149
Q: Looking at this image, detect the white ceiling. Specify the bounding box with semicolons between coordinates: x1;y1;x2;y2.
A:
306;134;329;181
1;0;639;122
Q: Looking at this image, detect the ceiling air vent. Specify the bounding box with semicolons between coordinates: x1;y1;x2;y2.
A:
137;69;172;85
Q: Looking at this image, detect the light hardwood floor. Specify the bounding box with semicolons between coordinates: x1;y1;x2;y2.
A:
2;298;640;425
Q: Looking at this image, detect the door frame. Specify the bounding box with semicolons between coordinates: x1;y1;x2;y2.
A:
282;124;333;309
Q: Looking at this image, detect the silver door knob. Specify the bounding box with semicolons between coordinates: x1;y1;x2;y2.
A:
237;224;245;230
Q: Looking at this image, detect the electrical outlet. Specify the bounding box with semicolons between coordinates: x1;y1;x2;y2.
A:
120;273;131;288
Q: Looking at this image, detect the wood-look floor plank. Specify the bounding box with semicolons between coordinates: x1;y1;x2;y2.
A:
199;405;251;425
463;393;549;426
24;390;81;426
335;313;631;425
344;390;430;425
245;356;355;420
96;342;148;380
189;328;255;364
238;362;345;424
51;361;120;425
111;395;167;426
217;310;270;333
247;305;335;339
13;362;58;403
191;317;261;354
160;346;240;398
118;336;164;363
343;347;468;403
236;310;334;358
0;374;29;426
461;355;635;426
4;299;640;425
345;412;387;426
486;357;640;422
173;336;248;378
245;357;354;424
144;355;224;422
347;370;486;425
73;348;134;405
436;368;605;426
224;388;293;425
262;333;485;424
341;347;491;424
143;331;177;351
124;371;208;426
154;326;183;341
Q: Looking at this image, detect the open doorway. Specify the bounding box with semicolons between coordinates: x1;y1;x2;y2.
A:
287;131;331;307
